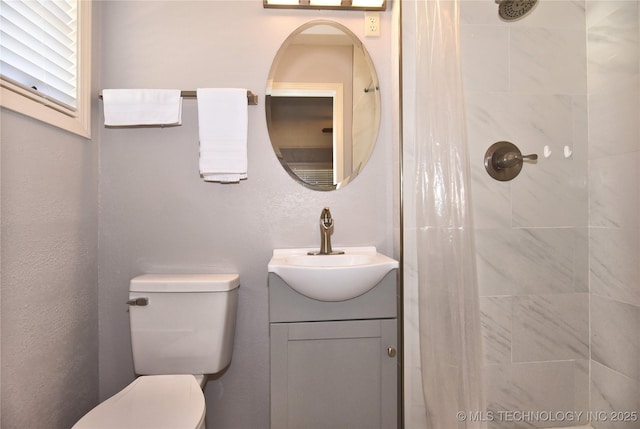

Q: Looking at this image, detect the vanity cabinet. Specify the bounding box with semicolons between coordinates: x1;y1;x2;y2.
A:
268;271;398;429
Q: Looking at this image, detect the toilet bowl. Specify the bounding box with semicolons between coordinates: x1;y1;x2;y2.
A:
72;274;239;429
73;375;206;429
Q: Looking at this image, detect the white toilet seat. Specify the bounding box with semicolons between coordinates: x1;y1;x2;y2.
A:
72;374;205;429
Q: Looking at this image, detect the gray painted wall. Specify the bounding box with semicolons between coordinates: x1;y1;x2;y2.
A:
0;109;100;427
0;5;101;427
98;2;395;428
1;64;3;428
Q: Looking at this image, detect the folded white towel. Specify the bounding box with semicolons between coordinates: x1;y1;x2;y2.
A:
196;88;248;183
103;89;182;126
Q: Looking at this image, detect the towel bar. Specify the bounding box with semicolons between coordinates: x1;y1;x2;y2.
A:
99;90;259;105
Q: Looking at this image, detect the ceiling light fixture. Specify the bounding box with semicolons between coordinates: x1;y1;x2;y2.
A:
263;0;386;11
309;0;343;6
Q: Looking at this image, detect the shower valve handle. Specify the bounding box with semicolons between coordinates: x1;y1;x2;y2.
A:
485;141;538;181
496;152;538;169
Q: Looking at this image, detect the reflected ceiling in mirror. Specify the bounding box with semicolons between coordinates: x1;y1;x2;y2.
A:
266;20;381;191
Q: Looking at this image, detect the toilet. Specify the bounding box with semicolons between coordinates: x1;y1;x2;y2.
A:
73;273;240;429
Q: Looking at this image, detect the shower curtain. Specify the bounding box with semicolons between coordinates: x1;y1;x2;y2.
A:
409;0;485;427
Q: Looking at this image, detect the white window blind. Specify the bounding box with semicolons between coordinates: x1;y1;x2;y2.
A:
0;0;78;110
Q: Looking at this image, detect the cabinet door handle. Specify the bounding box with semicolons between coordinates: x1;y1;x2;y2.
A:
387;347;396;358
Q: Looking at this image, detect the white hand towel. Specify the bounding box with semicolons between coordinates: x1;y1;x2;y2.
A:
103;89;182;126
196;88;248;183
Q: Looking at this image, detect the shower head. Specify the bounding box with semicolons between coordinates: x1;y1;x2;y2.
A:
495;0;538;21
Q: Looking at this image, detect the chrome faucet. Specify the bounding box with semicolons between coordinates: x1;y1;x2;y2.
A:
308;207;344;255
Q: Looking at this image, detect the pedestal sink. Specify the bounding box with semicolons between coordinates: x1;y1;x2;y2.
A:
268;247;398;301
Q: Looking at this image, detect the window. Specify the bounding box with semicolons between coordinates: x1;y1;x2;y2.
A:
0;0;92;138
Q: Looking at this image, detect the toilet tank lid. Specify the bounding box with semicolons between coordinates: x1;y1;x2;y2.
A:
130;274;240;292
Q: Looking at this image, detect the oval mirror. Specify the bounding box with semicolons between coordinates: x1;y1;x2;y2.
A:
266;20;381;191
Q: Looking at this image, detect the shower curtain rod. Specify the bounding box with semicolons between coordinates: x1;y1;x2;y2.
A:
99;90;259;105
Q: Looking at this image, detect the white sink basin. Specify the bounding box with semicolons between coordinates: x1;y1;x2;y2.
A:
268;247;398;301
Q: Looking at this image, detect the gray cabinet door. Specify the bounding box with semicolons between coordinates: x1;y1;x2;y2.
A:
270;319;398;429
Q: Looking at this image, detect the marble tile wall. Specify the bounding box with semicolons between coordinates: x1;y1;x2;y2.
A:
404;1;640;427
461;1;590;427
587;2;640;428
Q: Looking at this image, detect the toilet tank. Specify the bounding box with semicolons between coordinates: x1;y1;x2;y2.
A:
129;274;239;376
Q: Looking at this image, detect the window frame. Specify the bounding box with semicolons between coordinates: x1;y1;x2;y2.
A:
0;0;92;138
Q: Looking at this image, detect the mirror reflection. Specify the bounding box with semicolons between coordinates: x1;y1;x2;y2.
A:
266;20;381;191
